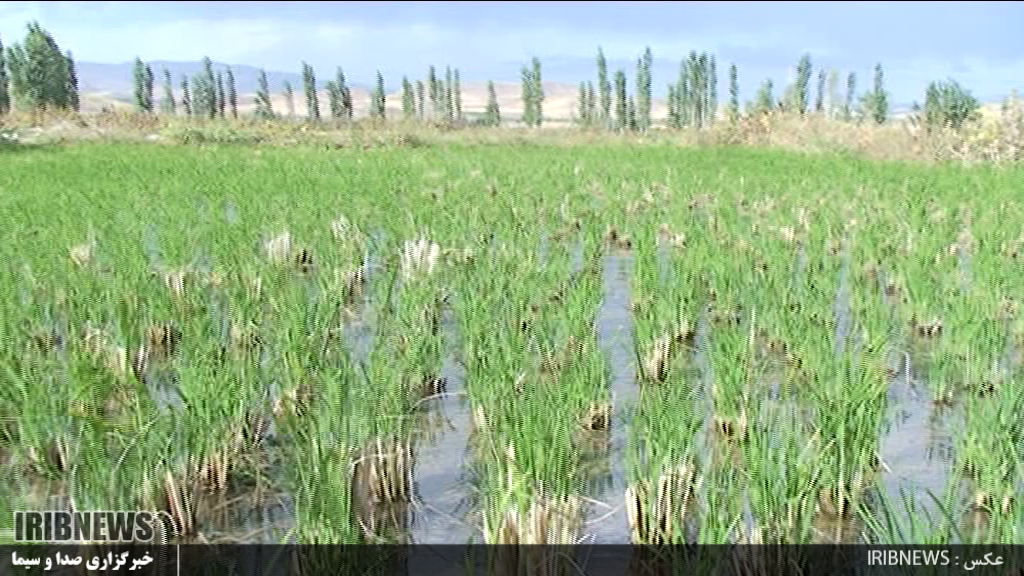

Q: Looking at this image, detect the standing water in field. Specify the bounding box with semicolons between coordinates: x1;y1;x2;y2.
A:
143;222;162;269
406;321;476;544
694;299;715;414
878;371;960;530
587;253;638;543
224;200;240;225
833;234;855;358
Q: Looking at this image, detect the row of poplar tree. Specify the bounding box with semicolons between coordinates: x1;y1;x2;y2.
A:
136;56;469;125
0;23;80;114
0;21;983;132
577;48;892;131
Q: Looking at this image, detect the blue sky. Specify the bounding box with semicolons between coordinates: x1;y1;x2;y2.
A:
1;1;1021;104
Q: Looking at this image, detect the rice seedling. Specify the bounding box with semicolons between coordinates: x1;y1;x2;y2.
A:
3;141;1024;546
623;229;708;543
449;216;599;540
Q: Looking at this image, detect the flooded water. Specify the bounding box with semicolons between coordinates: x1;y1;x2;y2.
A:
406;338;476;544
15;252;974;546
587;254;637;543
879;363;959;516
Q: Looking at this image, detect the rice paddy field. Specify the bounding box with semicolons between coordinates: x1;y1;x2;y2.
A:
1;140;1023;545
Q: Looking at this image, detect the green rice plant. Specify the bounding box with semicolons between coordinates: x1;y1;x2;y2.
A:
860;484;965;544
954;378;1021;543
450;222;592;544
631;230;691;385
625;232;707;544
694;465;749;544
743;403;821;543
5;140;1024;546
289;355;365;543
625;380;703;544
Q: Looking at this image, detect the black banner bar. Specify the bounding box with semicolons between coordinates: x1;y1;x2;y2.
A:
3;545;1022;576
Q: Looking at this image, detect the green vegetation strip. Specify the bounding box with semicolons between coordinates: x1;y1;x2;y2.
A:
1;142;1022;544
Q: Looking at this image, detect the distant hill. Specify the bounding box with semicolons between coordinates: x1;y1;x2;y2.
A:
76;60;368;99
73;60;593;120
71;59;933;121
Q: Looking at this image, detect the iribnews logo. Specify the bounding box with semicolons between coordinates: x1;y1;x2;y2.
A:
14;511;158;543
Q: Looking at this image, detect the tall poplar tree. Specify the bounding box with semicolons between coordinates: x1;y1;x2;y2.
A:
453;68;463;123
4;41;24;111
64;50;78;112
826;68;840;119
577;81;589;126
371;70;386;120
416;79;425;119
254;69;273;119
5;22;77;112
199;56;216;119
301;62;320;121
180;76;192;116
190;73;209;117
597;47;611;128
444;66;454;123
870;63;888;124
427;65;440;119
485;80;500;127
636;47;652;132
585;81;596;127
531;56;544;127
690;52;705;128
520;64;534;127
815;68;826;113
843;72;856;121
675;59;691;127
216;70;226;117
614;69;627;131
402;76;415;120
133;57;154;113
708;54;718;125
667;84;679;128
161;68;175;114
794;53;812;115
335;68;352;120
728;63;739;121
225;66;237;118
754;78;774;114
283;81;295;118
326;80;342;119
0;34;9;114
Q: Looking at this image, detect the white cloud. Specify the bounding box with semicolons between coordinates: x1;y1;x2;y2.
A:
883;56;1024;100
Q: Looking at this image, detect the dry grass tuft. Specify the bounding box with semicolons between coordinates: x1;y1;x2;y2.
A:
400;237;440;281
8;100;1024;168
604;226;633;251
69;240;95;268
485;495;583;545
912;316;944;339
580;402;612;431
350;438;414;541
132;322;182;381
626;463;698;544
264;231;293;264
640;322;694;383
82;324;129;382
162;469;196;537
